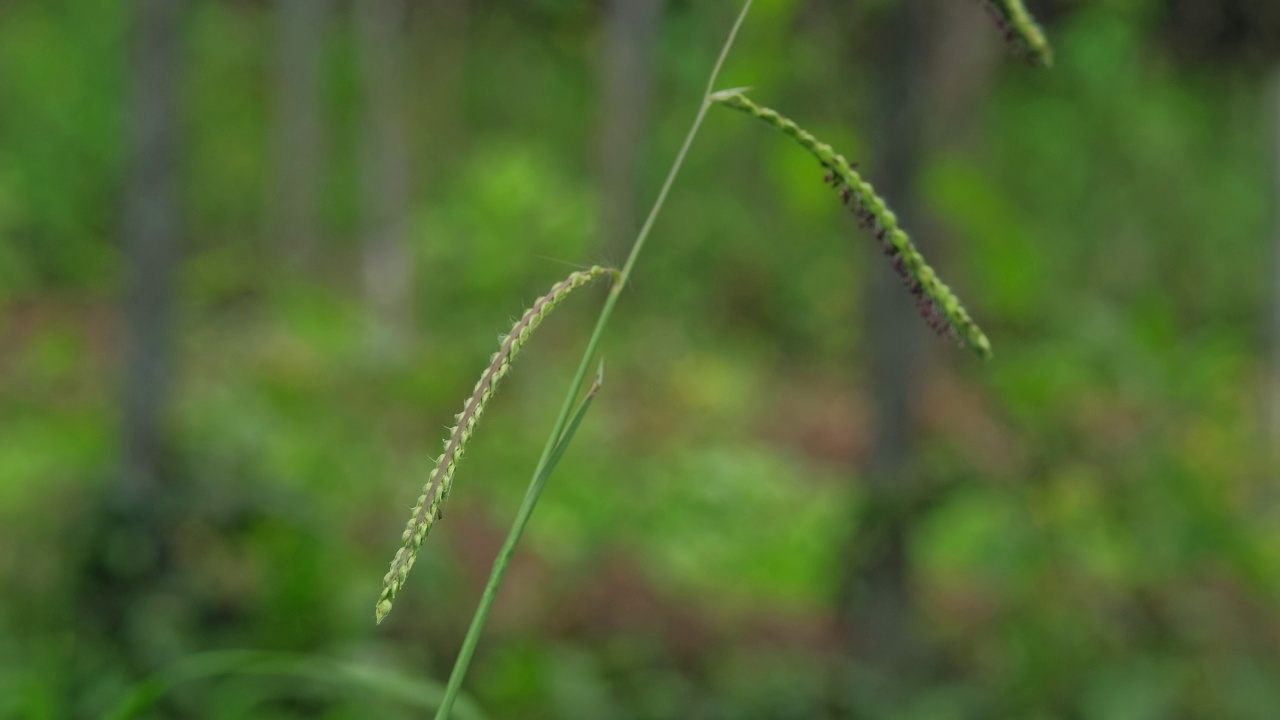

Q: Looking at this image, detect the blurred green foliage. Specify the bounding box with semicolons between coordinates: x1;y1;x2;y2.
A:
1;0;1278;718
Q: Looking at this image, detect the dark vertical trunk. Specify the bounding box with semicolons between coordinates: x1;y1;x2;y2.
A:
597;0;661;256
829;1;999;714
835;0;928;705
356;0;413;357
411;0;470;166
1268;68;1280;453
271;0;331;270
79;0;186;690
831;0;933;712
122;0;183;502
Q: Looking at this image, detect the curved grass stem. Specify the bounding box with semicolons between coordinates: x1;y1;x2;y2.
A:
431;2;754;717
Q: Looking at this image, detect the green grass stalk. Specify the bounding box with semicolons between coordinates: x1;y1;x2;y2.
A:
430;2;754;717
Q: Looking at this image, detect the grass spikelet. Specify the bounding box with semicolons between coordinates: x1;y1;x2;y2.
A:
978;0;1052;66
376;265;618;623
709;90;992;360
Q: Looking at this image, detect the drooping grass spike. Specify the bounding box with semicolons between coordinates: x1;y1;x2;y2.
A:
376;266;618;623
709;89;993;360
978;0;1052;67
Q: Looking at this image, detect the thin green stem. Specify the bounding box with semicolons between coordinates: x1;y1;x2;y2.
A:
432;3;753;717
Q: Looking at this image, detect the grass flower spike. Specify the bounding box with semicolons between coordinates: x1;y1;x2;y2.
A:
709;90;992;360
978;0;1053;66
377;265;617;623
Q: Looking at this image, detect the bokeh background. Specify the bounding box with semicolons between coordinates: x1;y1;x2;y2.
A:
3;0;1280;717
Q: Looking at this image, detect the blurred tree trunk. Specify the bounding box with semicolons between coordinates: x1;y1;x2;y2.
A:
82;0;188;689
356;0;413;357
831;0;928;709
597;0;661;257
1268;67;1280;456
122;0;183;501
411;0;469;166
830;0;996;714
271;0;330;271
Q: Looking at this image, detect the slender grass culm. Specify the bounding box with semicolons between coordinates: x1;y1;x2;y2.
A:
377;1;1054;717
406;5;756;718
708;89;992;359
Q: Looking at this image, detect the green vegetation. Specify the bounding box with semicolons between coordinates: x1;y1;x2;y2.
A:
0;0;1277;718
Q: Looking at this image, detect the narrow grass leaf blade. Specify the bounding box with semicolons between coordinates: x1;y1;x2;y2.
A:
547;360;604;469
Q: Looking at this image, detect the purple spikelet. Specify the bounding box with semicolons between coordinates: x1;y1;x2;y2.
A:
824;166;959;341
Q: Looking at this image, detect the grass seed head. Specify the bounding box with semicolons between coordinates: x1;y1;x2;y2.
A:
376;265;617;623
